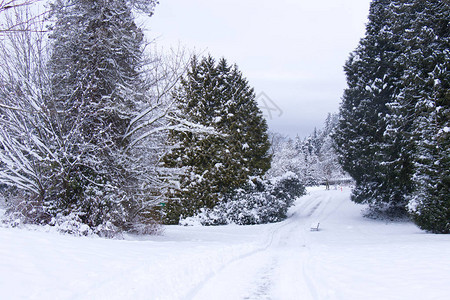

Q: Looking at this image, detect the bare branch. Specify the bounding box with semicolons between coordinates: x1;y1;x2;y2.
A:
0;0;49;35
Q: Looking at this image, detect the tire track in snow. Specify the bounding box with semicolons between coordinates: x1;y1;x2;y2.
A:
243;258;278;300
271;190;334;300
241;195;324;299
241;193;328;300
301;256;319;300
183;190;331;300
243;193;330;300
182;214;299;299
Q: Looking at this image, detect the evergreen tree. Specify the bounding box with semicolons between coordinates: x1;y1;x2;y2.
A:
163;55;271;223
46;0;156;228
404;0;449;233
335;0;449;231
318;114;345;184
334;0;412;217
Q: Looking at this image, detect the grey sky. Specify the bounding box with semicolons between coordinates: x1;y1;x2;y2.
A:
148;0;372;138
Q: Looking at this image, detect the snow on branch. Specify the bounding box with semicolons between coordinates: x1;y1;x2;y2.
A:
126;115;217;151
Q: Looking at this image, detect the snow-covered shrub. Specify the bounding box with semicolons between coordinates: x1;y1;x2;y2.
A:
76;195;125;230
49;213;128;238
269;172;306;207
1;188;52;227
126;220;163;236
180;173;306;226
179;208;227;226
49;213;93;236
94;221;122;239
0;189;124;237
222;190;287;225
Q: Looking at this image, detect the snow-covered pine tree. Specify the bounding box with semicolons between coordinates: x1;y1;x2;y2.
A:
45;0;158;229
368;0;417;218
334;0;411;217
335;0;449;228
404;0;449;233
299;133;321;186
318;114;345;184
163;55;271;224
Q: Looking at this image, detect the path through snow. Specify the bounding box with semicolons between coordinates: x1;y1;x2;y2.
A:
1;187;449;299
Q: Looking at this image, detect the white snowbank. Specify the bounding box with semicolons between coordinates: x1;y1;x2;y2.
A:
0;187;449;299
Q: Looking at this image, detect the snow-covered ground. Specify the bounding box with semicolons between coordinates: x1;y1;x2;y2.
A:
1;187;449;300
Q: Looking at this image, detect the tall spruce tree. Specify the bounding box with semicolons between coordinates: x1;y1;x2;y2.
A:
163;55;271;223
335;0;449;231
404;0;449;233
334;0;411;216
47;0;156;228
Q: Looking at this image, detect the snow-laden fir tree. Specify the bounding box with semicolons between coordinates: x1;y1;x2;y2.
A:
163;55;271;224
334;0;413;217
335;0;449;231
403;0;449;233
45;0;160;228
318;114;345;184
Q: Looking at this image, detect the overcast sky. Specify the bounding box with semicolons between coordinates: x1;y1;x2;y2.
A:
147;0;372;138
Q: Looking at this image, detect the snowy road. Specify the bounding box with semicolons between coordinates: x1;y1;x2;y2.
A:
188;190;335;300
187;188;375;299
1;187;450;299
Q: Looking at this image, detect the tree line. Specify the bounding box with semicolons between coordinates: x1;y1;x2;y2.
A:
269;113;349;187
0;0;302;234
1;0;447;235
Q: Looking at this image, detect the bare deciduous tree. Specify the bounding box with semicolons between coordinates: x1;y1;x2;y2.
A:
0;0;48;34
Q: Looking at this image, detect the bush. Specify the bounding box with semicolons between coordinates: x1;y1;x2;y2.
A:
1;188;52;226
180;172;305;226
0;188;161;238
269;172;306;206
49;213;93;236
